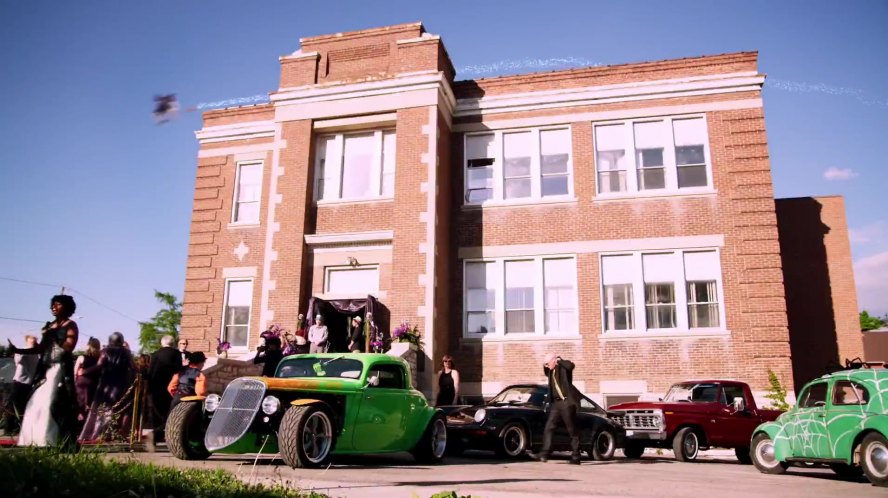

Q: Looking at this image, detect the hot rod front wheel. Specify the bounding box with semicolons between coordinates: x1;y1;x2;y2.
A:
165;402;210;461
279;405;335;469
411;414;447;464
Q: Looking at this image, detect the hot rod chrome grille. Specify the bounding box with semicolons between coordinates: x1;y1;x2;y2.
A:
204;378;265;451
609;411;662;430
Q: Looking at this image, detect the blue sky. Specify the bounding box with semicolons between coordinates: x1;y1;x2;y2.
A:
1;0;886;347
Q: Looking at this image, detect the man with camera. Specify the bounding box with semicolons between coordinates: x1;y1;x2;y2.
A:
533;352;581;465
253;336;284;377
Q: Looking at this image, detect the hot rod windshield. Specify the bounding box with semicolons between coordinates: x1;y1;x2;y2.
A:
277;357;364;379
663;382;720;403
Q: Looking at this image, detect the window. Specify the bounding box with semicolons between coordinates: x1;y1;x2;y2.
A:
594;116;711;196
464;127;572;205
463;256;577;337
600;249;724;334
232;162;262;223
832;381;869;406
368;364;405;389
799;382;828;408
325;266;379;295
222;280;252;348
722;385;746;405
314;130;396;202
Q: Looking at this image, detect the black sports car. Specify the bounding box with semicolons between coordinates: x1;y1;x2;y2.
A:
442;384;624;460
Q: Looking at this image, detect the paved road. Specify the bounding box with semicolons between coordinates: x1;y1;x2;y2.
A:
117;450;885;498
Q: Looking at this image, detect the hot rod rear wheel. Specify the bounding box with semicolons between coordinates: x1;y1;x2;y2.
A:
750;433;788;475
495;422;529;458
165;402;210;461
672;427;701;462
411;414;447;464
860;432;888;487
279;405;335;469
589;428;617;461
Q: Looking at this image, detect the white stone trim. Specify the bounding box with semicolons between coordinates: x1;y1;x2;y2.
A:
313;113;397;131
396;34;442;45
453;98;762;133
420;106;439;394
234;151;268;162
304;230;394;246
197;142;280;159
259;123;285;331
195;120;275;144
222;266;258;278
454;72;763;117
309;244;392;254
458;234;725;259
279;50;320;61
598;329;731;340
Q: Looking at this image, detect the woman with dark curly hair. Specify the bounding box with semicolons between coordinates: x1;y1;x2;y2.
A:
9;294;80;447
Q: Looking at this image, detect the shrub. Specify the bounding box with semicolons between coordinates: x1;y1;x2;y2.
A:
764;369;791;411
0;448;327;498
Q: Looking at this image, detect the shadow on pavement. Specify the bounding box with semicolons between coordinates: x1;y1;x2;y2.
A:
393;478;576;487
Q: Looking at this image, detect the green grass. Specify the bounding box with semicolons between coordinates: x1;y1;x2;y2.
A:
0;448;327;498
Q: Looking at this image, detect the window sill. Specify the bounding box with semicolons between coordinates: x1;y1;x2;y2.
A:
599;329;730;340
593;189;717;203
462;196;577;210
316;291;387;300
316;197;394;207
227;222;261;230
462;333;582;343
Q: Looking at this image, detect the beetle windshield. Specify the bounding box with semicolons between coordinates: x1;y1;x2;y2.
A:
663;382;720;402
277;357;364;379
489;386;547;406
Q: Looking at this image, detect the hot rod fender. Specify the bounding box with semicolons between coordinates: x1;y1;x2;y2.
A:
179;395;206;402
290;398;325;407
406;407;446;447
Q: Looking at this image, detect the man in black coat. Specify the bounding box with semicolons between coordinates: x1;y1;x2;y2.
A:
533;352;581;464
148;335;184;441
253;337;284;377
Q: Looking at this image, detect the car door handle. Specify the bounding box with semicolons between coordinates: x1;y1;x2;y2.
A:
816;413;825;418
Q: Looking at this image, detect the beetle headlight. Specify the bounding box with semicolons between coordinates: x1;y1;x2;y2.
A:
261;396;281;415
205;394;221;412
473;408;486;423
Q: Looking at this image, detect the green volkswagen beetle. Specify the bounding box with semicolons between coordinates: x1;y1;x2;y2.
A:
165;353;447;468
750;368;888;486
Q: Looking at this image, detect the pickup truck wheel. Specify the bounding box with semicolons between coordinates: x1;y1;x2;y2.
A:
750;433;788;475
165;402;210;461
279;405;335;469
411;414;447;464
495;422;529;458
860;432;888;487
622;441;645;459
672;427;701;462
734;446;752;465
829;463;864;480
590;428;617;461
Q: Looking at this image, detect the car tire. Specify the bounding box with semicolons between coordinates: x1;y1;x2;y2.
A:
829;463;864;480
750;432;788;475
622;441;645;459
735;446;752;465
279;405;335;469
495;422;529;459
860;432;888;487
165;402;210;461
672;427;701;462
411;414;447;464
590;428;617;461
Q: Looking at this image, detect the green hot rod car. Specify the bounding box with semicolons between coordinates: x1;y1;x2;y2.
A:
750;368;888;486
165;353;447;468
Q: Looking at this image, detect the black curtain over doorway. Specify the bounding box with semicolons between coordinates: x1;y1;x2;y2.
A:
305;295;390;353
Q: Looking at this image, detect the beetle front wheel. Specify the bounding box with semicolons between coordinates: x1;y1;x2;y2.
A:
750;433;787;475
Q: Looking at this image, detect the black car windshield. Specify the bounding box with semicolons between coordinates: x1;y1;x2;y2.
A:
489;386;547;406
663;383;720;402
277;357;364;379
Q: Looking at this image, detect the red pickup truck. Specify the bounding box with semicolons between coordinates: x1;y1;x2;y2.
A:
607;380;783;462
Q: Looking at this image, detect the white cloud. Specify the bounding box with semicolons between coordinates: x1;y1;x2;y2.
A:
823;167;859;180
850;221;886;244
854;250;888;315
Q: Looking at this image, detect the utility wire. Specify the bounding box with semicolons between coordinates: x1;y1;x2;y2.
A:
0;276;141;323
0;316;45;323
0;276;62;288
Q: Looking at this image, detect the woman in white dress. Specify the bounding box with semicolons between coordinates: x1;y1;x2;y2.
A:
9;295;79;448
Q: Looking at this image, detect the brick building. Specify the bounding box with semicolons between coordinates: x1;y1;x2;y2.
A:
183;22;861;405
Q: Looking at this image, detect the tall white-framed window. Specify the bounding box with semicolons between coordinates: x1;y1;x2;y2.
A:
314;130;396;202
324;265;380;295
232;161;262;224
599;249;725;335
593;115;712;197
463;255;578;338
222;279;253;349
464;126;573;205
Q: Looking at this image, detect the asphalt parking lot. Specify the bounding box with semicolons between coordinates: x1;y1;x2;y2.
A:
115;449;886;498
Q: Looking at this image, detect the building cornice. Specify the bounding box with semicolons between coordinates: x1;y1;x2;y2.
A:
194;120;275;144
304;230;395;246
454;71;764;117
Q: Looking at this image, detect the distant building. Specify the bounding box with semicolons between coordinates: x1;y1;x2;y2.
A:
182;22;862;405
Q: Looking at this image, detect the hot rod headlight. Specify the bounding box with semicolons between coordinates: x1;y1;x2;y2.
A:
473;408;487;423
205;394;221;412
261;396;281;414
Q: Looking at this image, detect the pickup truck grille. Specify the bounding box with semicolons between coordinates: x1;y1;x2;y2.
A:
609;410;662;430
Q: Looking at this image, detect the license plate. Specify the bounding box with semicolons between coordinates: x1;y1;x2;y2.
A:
626;430;635;437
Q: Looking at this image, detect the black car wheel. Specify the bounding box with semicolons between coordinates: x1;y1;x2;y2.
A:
411;414;447;464
590;428;617;461
622;441;645;459
495;422;529;458
165;402;210;461
672;427;701;462
279;405;335;469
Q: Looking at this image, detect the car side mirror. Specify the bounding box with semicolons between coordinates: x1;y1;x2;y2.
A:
366;375;379;387
732;397;746;412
